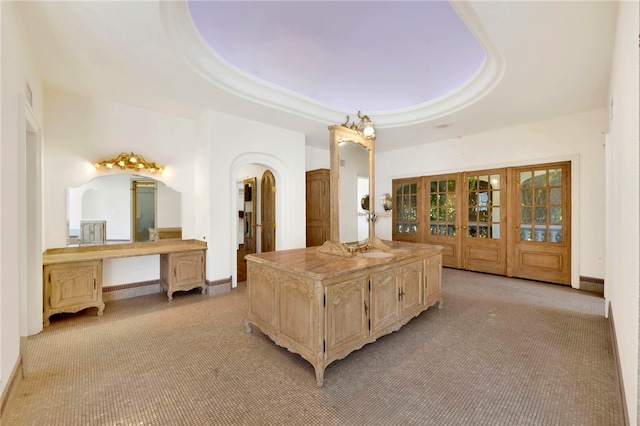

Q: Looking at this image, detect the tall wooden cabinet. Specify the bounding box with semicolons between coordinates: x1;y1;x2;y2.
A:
306;169;330;247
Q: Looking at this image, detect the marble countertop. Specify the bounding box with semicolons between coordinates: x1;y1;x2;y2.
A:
43;239;207;265
245;240;442;280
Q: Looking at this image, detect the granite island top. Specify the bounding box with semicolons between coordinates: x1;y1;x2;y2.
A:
245;240;442;281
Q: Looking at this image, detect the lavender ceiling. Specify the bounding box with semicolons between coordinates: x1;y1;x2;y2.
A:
187;1;485;112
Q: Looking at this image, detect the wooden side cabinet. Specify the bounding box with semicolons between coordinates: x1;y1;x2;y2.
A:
160;250;206;301
43;260;104;326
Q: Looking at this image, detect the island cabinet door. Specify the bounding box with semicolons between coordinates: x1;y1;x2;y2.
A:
369;268;400;335
279;277;316;357
424;255;443;306
246;264;279;332
325;277;368;360
399;260;423;317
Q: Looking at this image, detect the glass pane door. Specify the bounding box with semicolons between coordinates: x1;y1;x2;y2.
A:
461;169;506;275
392;178;422;243
423;173;462;269
509;162;570;285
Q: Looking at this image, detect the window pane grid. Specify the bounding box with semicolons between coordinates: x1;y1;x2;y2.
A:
519;167;563;243
467;175;501;239
395;181;419;234
429;178;457;236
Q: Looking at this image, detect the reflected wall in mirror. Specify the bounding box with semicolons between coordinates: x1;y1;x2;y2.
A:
67;174;181;245
338;142;369;243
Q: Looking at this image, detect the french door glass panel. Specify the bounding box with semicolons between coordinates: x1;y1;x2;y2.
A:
466;174;501;239
519;167;563;243
395;182;419;234
429;178;457;237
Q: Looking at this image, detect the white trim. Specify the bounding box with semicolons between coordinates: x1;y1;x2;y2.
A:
23;101;44;336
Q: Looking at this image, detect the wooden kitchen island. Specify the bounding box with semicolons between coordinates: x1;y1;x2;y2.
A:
244;240;443;386
42;239;207;326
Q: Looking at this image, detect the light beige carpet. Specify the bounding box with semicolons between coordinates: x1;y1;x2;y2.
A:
3;269;622;425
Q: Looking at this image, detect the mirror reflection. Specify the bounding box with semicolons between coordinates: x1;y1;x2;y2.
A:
67;174;181;245
338;142;369;243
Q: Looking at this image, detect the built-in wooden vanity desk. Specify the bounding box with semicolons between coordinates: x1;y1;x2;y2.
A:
42;239;206;326
245;240;443;386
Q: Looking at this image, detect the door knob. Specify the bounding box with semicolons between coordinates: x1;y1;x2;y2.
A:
462;225;467;229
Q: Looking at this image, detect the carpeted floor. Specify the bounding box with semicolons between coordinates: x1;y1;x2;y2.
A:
3;269;622;425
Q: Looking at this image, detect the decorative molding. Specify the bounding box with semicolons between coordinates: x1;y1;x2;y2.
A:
206;276;232;287
102;280;159;292
159;1;505;128
579;276;604;285
607;304;630;426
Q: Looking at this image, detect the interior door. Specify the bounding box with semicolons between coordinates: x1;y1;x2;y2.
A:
461;169;507;275
424;173;462;268
507;162;571;284
261;170;276;252
243;178;257;255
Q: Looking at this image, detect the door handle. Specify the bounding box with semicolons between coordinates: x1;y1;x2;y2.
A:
462;225;467;229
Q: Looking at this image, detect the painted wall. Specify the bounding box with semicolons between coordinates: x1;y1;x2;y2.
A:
605;2;639;423
305;145;330;171
0;0;45;399
376;109;607;284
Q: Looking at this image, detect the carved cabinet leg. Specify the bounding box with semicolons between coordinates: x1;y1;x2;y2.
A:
244;320;253;334
438;298;444;309
315;367;325;387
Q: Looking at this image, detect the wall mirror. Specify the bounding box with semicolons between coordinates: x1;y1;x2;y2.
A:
67;174;181;245
317;124;387;256
338;141;370;243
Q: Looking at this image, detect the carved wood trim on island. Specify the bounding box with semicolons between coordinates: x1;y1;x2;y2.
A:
244;240;443;386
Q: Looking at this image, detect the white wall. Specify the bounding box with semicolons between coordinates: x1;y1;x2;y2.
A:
606;2;639;423
376;109;607;283
199;110;306;287
305;145;330;171
0;0;45;399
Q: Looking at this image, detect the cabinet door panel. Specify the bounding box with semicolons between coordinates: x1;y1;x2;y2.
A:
425;256;442;306
247;265;279;330
173;253;202;284
400;261;423;316
280;278;315;353
370;269;399;334
48;263;99;309
325;277;367;359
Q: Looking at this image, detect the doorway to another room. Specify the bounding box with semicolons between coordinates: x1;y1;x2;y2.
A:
236;165;277;283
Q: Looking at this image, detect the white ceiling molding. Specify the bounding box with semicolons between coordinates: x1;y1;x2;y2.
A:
159;1;504;129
